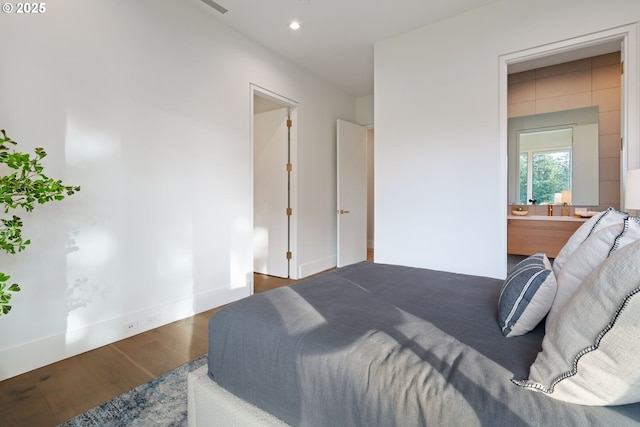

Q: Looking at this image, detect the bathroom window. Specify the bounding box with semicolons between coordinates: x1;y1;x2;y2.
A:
518;127;572;205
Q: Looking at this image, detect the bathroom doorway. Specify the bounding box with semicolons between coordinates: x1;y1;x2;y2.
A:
500;24;639;276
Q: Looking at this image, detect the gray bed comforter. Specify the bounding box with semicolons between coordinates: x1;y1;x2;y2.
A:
208;262;640;426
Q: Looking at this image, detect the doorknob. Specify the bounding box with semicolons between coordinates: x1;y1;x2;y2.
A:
338;209;350;214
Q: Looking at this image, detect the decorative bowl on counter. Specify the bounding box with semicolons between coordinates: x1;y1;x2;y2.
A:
511;209;529;216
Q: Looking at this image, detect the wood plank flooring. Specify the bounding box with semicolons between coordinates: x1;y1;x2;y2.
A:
0;281;280;426
0;306;221;427
0;250;373;426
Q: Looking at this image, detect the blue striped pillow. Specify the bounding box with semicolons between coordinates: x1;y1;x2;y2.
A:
498;254;557;337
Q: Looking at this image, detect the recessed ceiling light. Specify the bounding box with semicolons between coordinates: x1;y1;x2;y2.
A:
289;21;301;30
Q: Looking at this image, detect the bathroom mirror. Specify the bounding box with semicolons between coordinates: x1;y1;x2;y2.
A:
508;106;599;206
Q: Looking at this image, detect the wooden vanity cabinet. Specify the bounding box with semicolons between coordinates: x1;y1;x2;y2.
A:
507;216;587;258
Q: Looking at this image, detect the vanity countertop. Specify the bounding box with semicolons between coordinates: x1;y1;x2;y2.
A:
507;214;588;257
507;214;589;222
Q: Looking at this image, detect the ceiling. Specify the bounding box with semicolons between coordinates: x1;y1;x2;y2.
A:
195;0;622;98
196;0;499;97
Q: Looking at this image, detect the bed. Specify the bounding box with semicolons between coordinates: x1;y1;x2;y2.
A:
188;209;640;426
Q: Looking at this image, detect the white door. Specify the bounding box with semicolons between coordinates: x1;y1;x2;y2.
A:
337;119;367;268
254;108;289;278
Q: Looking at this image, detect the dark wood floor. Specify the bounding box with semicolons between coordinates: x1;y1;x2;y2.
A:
0;250;374;426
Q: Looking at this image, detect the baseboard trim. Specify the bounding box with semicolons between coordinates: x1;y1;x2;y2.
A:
298;255;336;278
0;286;249;381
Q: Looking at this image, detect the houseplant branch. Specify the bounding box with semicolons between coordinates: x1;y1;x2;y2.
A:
0;129;80;315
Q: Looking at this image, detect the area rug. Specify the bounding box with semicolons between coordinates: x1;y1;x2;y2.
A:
59;354;207;427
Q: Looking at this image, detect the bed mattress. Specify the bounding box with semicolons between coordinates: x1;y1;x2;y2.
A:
207;262;640;426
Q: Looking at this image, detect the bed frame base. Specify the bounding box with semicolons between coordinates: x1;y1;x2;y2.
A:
187;365;291;427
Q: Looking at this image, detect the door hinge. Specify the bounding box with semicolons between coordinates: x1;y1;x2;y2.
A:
286;163;293;172
286;119;292;128
286;251;292;260
286;207;292;216
621;61;624;75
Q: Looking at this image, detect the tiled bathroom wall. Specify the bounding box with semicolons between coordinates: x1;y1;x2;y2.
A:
508;52;621;211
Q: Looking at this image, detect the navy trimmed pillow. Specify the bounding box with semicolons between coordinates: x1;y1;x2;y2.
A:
552;207;627;277
498;253;557;337
513;239;640;405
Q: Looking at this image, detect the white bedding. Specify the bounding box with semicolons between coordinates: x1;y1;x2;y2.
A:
188;365;290;427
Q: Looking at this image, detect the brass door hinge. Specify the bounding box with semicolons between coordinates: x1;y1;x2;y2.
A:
286;163;293;172
286;119;292;128
286;251;292;260
286;207;292;216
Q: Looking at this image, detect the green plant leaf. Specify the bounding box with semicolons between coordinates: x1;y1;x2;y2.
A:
0;129;80;317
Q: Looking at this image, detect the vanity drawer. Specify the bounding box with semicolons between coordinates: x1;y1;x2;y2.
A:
507;218;584;258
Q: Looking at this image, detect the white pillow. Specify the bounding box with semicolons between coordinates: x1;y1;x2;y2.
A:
546;223;622;327
513;239;640;406
498;254;557;337
552;207;627;277
547;216;640;328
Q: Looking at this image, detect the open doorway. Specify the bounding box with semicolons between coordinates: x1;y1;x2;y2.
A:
500;24;639;276
251;86;299;285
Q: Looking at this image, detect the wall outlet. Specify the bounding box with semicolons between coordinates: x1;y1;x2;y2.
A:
145;314;159;327
124;320;139;333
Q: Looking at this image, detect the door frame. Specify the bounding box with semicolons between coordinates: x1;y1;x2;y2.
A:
498;23;639;277
250;84;300;287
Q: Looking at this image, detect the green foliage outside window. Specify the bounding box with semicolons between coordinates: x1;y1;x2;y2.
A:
519;150;570;205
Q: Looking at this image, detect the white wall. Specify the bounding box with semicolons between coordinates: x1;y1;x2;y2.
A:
0;0;354;380
356;95;374;127
253;108;289;277
375;0;640;278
